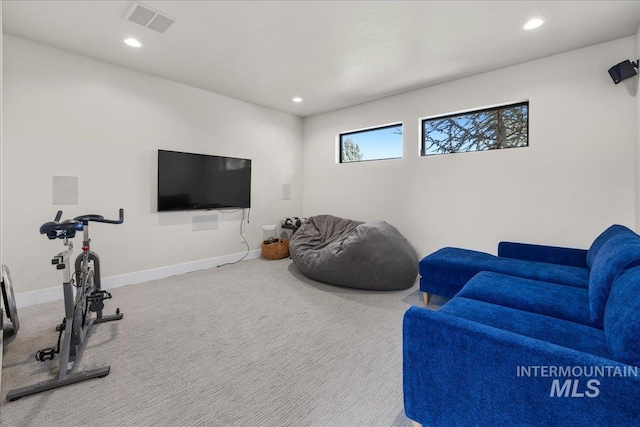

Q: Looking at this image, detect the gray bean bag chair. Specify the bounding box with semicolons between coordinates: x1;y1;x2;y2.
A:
289;214;418;290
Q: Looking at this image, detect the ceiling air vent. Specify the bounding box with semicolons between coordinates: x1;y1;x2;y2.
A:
125;2;175;33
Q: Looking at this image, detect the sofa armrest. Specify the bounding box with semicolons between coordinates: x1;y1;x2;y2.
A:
403;307;640;427
498;241;588;268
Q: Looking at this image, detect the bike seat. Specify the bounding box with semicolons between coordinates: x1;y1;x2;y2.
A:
74;214;104;222
39;220;83;239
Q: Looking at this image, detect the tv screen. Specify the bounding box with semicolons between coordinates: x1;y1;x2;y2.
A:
157;150;251;212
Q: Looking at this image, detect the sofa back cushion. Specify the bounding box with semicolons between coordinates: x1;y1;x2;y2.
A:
604;266;640;366
589;233;640;327
586;225;637;269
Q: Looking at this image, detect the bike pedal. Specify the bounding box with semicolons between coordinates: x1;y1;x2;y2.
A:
89;300;104;312
35;347;57;362
55;322;66;332
87;290;112;312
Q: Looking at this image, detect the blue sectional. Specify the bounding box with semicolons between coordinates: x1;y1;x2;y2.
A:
457;272;593;326
419;224;638;300
403;225;640;426
420;247;589;298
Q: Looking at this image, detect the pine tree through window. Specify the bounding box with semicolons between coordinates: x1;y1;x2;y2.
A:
339;123;403;163
421;102;528;156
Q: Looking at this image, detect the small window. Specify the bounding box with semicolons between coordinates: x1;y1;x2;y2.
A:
421;102;528;156
339;123;403;163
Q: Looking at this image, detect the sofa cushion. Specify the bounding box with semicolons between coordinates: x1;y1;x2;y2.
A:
439;297;609;358
589;234;640;327
419;247;589;298
498;241;588;268
457;272;593;327
604;266;640;366
586;224;637;269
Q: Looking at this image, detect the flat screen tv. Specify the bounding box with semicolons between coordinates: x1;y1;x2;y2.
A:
157;150;251;212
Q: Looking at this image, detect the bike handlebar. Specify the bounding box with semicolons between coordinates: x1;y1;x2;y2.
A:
90;208;124;224
52;209;125;225
74;208;124;225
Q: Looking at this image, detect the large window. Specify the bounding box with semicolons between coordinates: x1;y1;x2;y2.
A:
421;102;528;156
339;123;403;163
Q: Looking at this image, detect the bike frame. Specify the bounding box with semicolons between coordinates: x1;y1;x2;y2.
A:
74;222;105;319
6;209;124;401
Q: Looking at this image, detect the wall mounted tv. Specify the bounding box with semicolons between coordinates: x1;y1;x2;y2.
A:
157;149;251;212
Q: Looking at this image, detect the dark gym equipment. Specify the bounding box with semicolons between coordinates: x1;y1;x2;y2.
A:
1;264;20;337
6;209;124;401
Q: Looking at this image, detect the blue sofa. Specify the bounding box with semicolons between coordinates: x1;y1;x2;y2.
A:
403;225;640;426
418;224;637;305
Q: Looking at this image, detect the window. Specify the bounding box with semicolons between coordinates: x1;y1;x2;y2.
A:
339;123;403;163
421;102;528;156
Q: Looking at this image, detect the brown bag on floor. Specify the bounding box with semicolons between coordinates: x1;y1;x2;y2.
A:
262;238;290;260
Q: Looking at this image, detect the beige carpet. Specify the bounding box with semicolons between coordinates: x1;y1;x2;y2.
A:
1;258;424;426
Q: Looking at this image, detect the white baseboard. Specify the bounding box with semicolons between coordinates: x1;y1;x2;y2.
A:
14;286;65;308
14;249;262;308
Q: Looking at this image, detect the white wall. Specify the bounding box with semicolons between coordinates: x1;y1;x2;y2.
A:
3;33;638;300
303;37;638;257
2;35;303;297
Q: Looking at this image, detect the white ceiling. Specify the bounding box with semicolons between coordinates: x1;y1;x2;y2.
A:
3;1;640;117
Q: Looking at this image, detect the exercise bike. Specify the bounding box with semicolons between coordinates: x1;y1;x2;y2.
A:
6;209;124;401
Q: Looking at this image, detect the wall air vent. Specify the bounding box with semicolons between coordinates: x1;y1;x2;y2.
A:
125;2;175;33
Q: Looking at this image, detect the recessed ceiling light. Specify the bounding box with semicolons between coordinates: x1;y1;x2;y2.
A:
523;18;544;30
292;97;303;103
124;38;142;47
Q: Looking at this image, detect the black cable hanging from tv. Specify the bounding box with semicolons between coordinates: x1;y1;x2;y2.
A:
217;208;250;268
